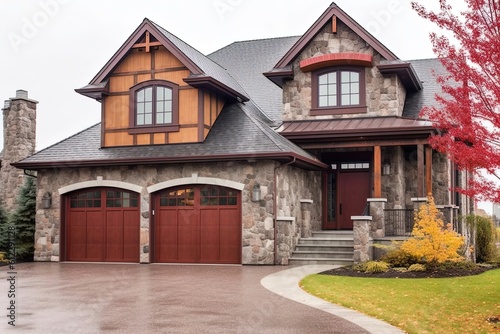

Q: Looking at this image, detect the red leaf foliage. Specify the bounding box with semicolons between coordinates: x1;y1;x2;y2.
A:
412;0;500;202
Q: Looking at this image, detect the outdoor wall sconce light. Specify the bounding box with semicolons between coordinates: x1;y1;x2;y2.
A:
382;162;391;176
252;183;261;202
42;192;52;209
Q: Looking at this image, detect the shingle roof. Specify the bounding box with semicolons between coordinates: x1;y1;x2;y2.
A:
403;58;446;118
150;20;249;101
208;36;300;122
14;101;325;170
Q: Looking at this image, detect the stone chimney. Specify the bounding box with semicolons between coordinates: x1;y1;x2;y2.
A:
1;90;37;213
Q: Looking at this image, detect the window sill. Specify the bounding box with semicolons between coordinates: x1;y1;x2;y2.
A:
128;124;180;134
310;106;367;116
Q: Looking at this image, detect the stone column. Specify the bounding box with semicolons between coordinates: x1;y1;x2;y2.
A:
1;90;37;212
367;198;387;238
411;197;428;214
300;199;313;238
352;216;373;263
276;216;296;265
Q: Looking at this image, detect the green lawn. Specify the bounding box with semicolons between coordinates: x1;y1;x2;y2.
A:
300;269;500;334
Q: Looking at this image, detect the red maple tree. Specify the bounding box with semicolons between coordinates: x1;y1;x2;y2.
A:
412;0;500;203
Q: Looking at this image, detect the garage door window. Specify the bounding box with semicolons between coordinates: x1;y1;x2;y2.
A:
106;190;139;208
200;186;238;206
159;188;194;207
70;190;101;208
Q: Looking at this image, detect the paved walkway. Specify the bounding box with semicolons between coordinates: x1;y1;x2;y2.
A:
1;263;402;333
261;265;404;334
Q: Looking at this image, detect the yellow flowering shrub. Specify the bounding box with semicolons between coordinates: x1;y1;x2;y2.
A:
400;196;464;263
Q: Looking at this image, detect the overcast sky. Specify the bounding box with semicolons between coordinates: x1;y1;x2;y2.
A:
3;1;489;210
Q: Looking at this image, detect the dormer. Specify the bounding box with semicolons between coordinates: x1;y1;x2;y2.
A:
76;19;248;147
264;3;422;121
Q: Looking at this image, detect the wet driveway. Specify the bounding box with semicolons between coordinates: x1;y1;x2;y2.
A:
1;263;371;333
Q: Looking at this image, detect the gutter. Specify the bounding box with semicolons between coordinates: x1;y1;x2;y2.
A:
273;157;296;265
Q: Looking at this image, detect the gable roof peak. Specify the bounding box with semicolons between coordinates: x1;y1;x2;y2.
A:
76;18;248;102
272;3;398;69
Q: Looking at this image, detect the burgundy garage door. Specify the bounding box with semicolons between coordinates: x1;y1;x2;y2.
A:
154;185;241;264
66;188;140;262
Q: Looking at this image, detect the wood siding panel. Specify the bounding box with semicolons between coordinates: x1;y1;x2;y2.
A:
104;96;129;129
105;131;134;147
109;76;134;93
154;70;191;86
136;134;151;145
179;89;199;124
136;73;152;83
114;50;151;73
153;133;166;144
155;47;184;68
168;127;197;144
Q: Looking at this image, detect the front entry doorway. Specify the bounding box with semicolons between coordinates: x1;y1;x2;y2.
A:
323;161;371;230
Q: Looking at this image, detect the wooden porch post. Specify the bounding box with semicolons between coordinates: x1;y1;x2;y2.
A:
417;144;424;197
425;145;433;196
374;145;382;198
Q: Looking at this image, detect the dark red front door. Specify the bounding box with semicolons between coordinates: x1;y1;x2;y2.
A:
154;185;241;264
323;165;371;230
337;171;371;229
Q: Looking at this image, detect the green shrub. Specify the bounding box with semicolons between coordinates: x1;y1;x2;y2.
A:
408;264;426;272
466;215;496;263
428;260;479;271
381;248;420;267
354;261;390;273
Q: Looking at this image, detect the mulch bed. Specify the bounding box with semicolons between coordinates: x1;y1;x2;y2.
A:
320;264;498;278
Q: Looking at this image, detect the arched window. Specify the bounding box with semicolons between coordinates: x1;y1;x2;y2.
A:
129;80;179;134
311;67;366;115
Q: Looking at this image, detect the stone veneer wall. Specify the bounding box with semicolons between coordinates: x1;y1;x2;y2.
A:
274;165;321;263
381;146;406;209
34;160;320;265
282;21;406;121
404;147;451;207
1;90;37;212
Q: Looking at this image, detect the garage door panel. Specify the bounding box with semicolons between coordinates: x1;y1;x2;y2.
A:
200;209;220;262
219;208;241;262
66;188;140;263
156;208;178;261
154;185;241;264
177;209;199;262
106;211;124;261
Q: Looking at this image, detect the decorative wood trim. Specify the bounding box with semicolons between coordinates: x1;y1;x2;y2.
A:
425;145;432;196
300;53;372;72
108;67;189;77
198;90;204;142
373;146;382;198
101;99;106;148
417;144;424;197
332;16;337;33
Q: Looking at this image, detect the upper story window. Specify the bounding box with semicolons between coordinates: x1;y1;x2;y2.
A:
129;80;179;134
311;67;366;116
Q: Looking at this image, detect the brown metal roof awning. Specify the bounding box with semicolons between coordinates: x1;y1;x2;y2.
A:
276;116;437;149
277;116;436;142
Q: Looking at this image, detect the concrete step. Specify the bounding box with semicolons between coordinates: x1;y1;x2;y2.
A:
312;230;354;238
292;250;353;259
294;244;354;252
298;238;354;246
288;257;354;266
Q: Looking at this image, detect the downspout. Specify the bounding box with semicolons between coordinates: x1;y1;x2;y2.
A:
273;157;296;265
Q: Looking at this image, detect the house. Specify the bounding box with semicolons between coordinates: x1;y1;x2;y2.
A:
10;3;470;265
